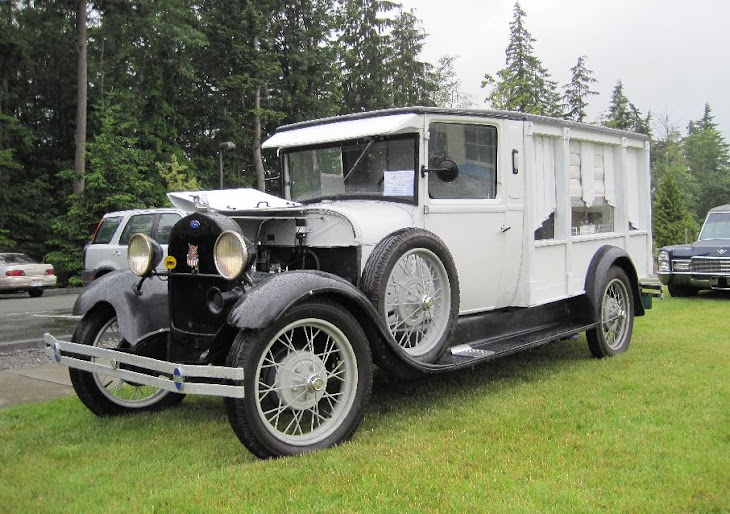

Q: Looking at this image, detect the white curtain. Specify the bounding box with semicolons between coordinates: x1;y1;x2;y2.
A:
532;136;557;231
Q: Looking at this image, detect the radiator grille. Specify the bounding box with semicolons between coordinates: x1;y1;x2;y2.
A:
691;257;730;274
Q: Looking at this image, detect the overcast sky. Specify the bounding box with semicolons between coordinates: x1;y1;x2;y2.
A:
399;0;730;140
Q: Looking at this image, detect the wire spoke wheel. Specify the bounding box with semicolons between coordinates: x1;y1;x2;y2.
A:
225;300;372;458
255;318;358;445
91;316;169;408
385;248;450;358
600;278;629;351
69;308;184;416
587;266;634;358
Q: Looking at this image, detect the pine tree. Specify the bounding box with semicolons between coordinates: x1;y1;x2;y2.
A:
387;7;435;107
432;55;475;108
605;81;651;136
337;0;397;113
562;55;597;122
481;2;560;115
653;170;699;249
683;103;730;219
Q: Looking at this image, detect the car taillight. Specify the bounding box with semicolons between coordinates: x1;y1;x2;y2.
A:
90;218;104;243
45;269;55;275
6;270;25;277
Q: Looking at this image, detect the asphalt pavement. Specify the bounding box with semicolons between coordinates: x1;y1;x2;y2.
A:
0;288;82;409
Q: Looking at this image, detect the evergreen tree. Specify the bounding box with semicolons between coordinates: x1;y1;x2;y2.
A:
562;55;597;122
337;0;398;113
47;99;159;284
432;55;475;108
653;169;699;249
481;2;560;115
683;103;730;219
652;113;697;211
604;81;651;136
387;7;435;107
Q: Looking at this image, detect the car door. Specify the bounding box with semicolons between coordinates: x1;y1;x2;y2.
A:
424;119;523;313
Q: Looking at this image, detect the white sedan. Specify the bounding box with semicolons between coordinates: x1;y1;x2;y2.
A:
0;253;57;297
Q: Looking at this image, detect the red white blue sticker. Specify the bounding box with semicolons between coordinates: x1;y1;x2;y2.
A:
187;243;199;271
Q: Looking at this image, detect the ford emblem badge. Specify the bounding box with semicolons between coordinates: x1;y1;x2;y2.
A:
190;219;201;229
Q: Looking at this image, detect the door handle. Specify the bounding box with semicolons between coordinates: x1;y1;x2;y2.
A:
113;250;122;256
500;225;511;233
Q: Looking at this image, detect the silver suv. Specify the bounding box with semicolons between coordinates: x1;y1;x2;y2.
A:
81;208;187;286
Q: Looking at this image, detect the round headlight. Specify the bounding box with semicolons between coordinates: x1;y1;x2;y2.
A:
128;233;155;276
214;231;249;280
658;250;669;261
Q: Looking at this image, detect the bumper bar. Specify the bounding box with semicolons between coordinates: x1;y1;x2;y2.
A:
44;333;245;398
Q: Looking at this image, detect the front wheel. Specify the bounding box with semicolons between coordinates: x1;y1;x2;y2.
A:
69;308;184;416
225;300;372;459
586;267;634;358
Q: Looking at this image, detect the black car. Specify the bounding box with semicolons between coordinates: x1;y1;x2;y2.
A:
658;204;730;296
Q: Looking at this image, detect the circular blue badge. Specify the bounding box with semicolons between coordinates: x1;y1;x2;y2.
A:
190;219;201;229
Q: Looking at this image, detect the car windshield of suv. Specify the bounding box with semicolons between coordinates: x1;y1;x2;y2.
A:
285;134;418;203
699;212;730;240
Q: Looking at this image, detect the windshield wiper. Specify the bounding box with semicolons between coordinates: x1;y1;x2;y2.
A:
343;139;375;182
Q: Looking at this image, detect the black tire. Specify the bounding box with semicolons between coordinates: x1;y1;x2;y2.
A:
586;267;635;358
28;288;44;298
69;307;185;416
361;228;459;365
668;285;698;297
225;299;372;459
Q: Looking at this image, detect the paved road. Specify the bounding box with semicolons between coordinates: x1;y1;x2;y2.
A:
0;290;80;347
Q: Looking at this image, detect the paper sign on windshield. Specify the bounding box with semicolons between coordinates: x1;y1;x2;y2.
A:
383;170;414;197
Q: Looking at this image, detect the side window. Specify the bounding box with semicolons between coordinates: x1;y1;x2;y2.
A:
92;216;123;244
569;141;615;235
155;213;182;244
119;214;155;245
428;123;497;200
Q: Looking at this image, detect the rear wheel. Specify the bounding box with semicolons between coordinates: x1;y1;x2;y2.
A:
587;267;634;358
225;300;372;459
69;308;184;416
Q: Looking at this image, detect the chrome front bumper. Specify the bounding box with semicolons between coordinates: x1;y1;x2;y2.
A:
44;333;245;398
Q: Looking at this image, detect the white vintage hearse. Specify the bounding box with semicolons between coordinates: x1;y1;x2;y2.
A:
46;107;658;459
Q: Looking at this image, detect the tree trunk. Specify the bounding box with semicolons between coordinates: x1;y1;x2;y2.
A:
252;35;265;192
73;0;88;195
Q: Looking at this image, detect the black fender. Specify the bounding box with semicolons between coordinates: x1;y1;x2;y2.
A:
584;245;645;320
225;270;426;372
73;270;169;345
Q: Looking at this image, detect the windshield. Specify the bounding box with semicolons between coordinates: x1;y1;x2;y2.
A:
0;254;35;264
285;135;418;203
699;211;730;240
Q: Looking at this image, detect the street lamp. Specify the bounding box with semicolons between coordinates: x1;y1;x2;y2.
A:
218;141;236;189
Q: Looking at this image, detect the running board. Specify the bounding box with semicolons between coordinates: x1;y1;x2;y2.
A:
434;321;598;368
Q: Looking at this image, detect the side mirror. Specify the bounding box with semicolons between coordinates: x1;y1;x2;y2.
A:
420;159;459;183
436;159;459;182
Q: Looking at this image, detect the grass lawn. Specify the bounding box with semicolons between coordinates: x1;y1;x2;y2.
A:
1;292;728;512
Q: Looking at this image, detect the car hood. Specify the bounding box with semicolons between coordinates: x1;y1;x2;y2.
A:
306;200;417;247
663;239;730;258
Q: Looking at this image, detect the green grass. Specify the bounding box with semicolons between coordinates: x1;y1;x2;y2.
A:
1;293;728;513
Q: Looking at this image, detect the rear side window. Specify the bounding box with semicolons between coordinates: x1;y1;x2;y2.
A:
119;214;155;245
155;213;181;244
92;216;123;244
